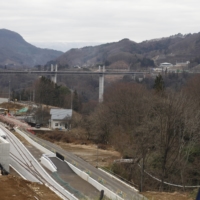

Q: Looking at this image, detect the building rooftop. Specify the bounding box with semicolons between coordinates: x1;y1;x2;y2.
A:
160;62;173;65
50;109;72;120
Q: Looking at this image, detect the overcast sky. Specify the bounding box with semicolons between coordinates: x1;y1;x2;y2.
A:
0;0;200;47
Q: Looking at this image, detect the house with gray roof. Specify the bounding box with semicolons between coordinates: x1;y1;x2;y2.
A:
50;109;72;130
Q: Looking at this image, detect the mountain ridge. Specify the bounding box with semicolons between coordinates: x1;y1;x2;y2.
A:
1;28;200;69
54;32;200;69
0;29;63;67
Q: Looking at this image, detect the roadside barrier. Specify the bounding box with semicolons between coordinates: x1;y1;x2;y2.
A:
56;152;64;161
66;161;124;200
14;128;52;154
99;168;139;192
41;154;57;172
10;164;27;180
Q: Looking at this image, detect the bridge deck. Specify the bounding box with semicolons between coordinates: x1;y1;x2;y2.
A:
0;70;150;75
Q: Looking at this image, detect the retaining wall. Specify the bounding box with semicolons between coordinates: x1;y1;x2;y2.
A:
41;154;57;172
14;128;52;154
99;168;139;192
67;161;124;200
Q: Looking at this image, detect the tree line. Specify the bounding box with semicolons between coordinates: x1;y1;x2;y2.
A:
12;76;82;111
75;73;200;192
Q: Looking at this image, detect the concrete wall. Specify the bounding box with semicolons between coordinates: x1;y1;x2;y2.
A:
41;154;57;172
67;161;124;200
99;168;139;192
14;128;52;154
0;137;10;172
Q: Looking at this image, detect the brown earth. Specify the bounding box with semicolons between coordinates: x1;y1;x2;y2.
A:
3;133;62;200
0;174;61;200
0;102;24;111
33;130;121;167
142;191;194;200
55;141;121;167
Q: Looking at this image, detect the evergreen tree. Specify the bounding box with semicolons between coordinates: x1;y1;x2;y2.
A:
35;76;71;107
153;74;165;94
72;90;82;112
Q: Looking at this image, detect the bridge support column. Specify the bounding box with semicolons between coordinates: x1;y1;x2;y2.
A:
51;64;57;84
99;66;105;102
132;74;136;80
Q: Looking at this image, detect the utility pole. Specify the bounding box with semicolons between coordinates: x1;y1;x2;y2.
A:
8;80;10;101
71;89;73;110
33;89;35;102
96;144;99;168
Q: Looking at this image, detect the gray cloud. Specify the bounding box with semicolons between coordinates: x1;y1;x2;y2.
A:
0;0;199;47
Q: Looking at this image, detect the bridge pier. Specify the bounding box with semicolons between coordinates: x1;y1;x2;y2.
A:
51;64;57;84
99;66;105;102
0;69;150;103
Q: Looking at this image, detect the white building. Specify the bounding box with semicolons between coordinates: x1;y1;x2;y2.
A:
175;61;190;67
0;98;8;104
152;68;163;72
159;62;173;68
50;109;72;130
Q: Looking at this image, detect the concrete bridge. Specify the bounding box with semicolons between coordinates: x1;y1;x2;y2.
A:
0;65;150;102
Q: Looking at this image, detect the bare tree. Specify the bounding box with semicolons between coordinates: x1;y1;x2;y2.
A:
89;104;113;144
89;81;200;191
97;82;155;191
148;90;200;189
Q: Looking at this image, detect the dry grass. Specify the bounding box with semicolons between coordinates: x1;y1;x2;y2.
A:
142;191;194;200
34;128;121;167
0;102;24;110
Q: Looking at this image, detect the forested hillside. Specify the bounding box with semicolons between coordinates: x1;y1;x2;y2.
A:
0;29;62;67
55;32;200;69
